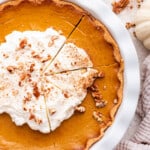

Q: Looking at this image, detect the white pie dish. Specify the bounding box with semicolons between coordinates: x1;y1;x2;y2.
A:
65;0;140;149
0;0;140;149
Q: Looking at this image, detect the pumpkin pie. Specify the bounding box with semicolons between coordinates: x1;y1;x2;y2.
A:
0;0;123;150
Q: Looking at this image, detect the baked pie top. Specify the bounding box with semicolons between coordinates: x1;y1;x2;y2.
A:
0;0;123;150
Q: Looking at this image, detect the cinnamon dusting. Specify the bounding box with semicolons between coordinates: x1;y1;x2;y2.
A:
3;53;9;58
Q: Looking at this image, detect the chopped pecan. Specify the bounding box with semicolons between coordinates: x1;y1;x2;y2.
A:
31;51;41;59
37;119;42;124
33;83;40;98
96;100;108;108
88;84;99;92
54;63;59;68
23;106;27;111
27;92;32;99
20;73;26;81
92;91;103;100
30;63;35;72
63;91;69;98
18;81;22;87
29;113;36;121
112;0;130;14
137;0;144;8
41;55;51;63
20;73;31;81
23;92;32;104
93;111;103;122
6;66;16;73
48;35;59;47
3;53;9;58
19;38;27;49
89;84;107;108
97;71;105;78
75;106;86;113
29;112;42;124
49;108;56;115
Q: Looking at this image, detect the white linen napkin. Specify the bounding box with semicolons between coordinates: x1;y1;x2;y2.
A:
116;55;150;149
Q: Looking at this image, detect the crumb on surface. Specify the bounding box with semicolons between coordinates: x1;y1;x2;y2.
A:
136;0;144;8
126;22;135;29
112;0;130;14
93;111;103;122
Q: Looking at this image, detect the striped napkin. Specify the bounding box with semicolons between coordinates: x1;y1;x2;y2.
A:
116;55;150;150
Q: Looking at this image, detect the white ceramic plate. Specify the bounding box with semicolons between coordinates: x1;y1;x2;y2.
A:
0;0;140;149
65;0;140;149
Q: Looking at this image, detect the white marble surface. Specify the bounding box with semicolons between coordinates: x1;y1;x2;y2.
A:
103;0;150;143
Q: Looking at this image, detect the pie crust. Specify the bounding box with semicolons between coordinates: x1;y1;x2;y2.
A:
0;0;123;150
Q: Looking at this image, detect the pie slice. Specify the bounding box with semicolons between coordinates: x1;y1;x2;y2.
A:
44;43;93;74
43;68;98;130
67;15;122;66
0;55;50;133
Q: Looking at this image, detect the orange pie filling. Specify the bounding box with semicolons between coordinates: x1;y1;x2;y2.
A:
0;0;123;150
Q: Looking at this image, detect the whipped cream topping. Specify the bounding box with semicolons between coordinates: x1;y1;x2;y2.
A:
0;28;98;133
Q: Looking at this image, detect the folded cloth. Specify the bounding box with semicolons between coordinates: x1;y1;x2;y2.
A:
115;55;150;150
